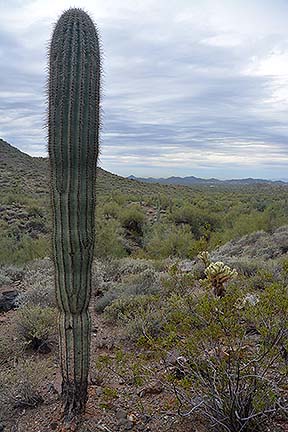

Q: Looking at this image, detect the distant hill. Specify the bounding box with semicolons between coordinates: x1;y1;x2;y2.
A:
1;139;287;202
128;174;287;186
0;139;200;198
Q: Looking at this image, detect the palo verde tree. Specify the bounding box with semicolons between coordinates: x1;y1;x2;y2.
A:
48;8;100;420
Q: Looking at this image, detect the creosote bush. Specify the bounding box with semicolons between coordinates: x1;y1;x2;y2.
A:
0;359;53;415
16;259;55;308
100;257;288;431
15;305;57;350
145;223;196;258
95;267;161;313
95;218;127;258
0;331;22;366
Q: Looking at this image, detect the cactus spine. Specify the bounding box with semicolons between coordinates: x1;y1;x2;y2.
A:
48;8;100;419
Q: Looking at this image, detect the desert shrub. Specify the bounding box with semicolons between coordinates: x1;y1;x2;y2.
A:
155;282;288;431
15;306;57;350
116;258;156;276
106;262;288;431
171;204;220;239
26;204;44;218
0;331;22;366
16;280;56;309
95;218;127;258
0;359;53;414
145;224;195;258
161;261;197;297
119;205;146;235
211;225;288;261
0;234;50;265
95;267;160;313
0;264;25;286
0;272;12;286
121;268;160;296
99;258;155;282
16;258;55;308
105;295;164;341
100;201;121;219
2;264;25;281
219;257;266;277
94;284;120;313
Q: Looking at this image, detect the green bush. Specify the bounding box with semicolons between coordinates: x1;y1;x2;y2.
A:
0;331;22;366
104;260;288;431
171;204;220;239
119;204;146;234
100;201;121;219
95;218;127;258
0;272;12;286
157;282;288;431
94;268;160;313
0;234;50;265
15;306;57;350
145;223;195;258
16;259;55;308
105;294;163;341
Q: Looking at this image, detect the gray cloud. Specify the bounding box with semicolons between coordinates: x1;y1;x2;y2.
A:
0;0;288;179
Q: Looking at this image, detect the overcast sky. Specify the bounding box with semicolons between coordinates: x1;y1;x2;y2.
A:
1;0;288;179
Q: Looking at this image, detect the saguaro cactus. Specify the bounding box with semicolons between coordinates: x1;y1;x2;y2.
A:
48;8;100;419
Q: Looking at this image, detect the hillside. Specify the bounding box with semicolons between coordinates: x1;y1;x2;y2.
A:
2;139;288;200
0;139;200;199
1;138;288;265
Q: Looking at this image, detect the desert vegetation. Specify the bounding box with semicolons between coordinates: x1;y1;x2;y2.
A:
0;245;288;431
1;4;288;430
1;135;288;431
1;137;288;430
0;142;288;432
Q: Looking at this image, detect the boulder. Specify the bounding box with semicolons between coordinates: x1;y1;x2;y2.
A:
0;290;19;312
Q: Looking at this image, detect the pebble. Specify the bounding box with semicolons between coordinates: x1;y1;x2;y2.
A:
95;387;103;397
116;409;127;420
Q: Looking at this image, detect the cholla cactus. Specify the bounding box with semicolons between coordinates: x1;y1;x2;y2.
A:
197;251;211;267
205;262;238;297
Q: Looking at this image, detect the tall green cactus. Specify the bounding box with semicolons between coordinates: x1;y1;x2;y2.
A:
48;8;100;420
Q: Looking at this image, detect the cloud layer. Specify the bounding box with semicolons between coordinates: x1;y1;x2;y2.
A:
1;0;288;179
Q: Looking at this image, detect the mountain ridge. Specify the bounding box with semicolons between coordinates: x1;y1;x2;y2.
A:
1;138;287;198
127;174;287;186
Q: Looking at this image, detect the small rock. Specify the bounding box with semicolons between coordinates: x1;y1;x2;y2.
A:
0;290;19;312
116;409;127;420
95;387;103;397
0;423;4;432
124;420;134;430
138;380;163;397
118;419;134;430
127;413;136;423
140;414;151;424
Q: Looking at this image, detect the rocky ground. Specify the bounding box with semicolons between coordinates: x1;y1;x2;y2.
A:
0;272;204;432
1;250;288;432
